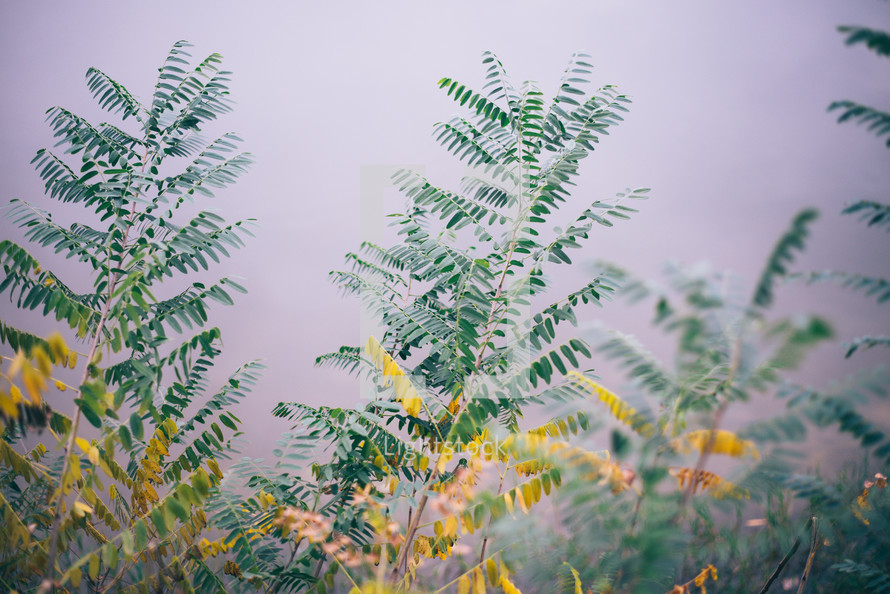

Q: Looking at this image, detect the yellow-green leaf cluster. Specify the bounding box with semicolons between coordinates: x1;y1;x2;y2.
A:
566;371;654;437
365;336;423;417
670;467;749;499
671;430;759;460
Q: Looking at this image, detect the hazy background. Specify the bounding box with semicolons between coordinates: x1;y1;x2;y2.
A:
1;1;888;468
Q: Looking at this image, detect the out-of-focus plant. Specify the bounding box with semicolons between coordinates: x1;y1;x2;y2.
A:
0;41;259;592
793;22;890;360
495;15;890;593
499;249;890;592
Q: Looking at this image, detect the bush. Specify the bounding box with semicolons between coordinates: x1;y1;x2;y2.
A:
0;41;258;592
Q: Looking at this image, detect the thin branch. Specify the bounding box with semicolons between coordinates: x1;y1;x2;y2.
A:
758;516;814;594
390;465;440;581
796;516;819;594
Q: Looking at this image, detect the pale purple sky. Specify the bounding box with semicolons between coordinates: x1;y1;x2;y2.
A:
1;1;889;465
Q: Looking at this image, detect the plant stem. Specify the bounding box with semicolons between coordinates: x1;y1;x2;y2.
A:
758;516;813;594
43;200;139;588
42;297;112;588
474;126;524;370
796;516;819;594
681;332;740;506
391;466;439;581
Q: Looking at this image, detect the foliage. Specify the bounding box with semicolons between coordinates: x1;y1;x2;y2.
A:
3;25;887;594
216;50;675;593
219;48;888;594
819;19;890;360
0;41;257;592
505;252;888;592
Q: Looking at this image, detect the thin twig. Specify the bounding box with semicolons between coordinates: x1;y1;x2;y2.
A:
796;516;819;594
390;465;440;581
758;516;813;594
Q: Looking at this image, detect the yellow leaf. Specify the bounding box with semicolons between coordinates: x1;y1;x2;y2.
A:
531;477;542;502
0;391;18;419
88;446;100;466
68;454;82;483
503;492;514;515
21;365;45;405
444;515;459;538
162;418;177;439
474;567;487;594
564;563;583;594
521;483;534;508
67;350;78;369
414;535;432;558
499;574;523;594
9;385;23;404
458;574;471;594
448;393;461;415
141;458;162;474
436;452;453;474
403;396;421;417
33;347;52;376
76;438;91;454
461;511;475;534
485;558;498;586
670;467;748;499
7;351;25;378
143;482;159;502
55;380;67;392
567;371;654;437
72;500;94;518
515;488;529;514
47;332;69;362
148;438;168;457
673;430;759;460
365;336;424;417
207;458;223;479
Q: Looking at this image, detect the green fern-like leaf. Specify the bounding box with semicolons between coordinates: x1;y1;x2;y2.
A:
842;200;890;232
752;208;819;308
838;25;890;58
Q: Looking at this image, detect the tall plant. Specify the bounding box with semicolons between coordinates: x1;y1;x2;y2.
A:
0;41;258;592
220;51;669;593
